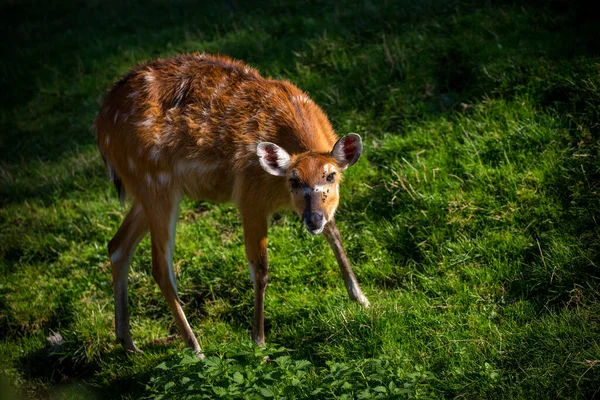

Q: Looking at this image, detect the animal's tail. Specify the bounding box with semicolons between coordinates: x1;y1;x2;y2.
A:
100;152;126;206
97;133;126;206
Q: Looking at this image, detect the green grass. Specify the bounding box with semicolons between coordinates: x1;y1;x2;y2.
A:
1;0;600;398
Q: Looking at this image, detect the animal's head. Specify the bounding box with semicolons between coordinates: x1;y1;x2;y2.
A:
257;134;362;234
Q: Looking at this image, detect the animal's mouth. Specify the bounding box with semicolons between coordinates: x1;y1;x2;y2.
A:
303;219;326;235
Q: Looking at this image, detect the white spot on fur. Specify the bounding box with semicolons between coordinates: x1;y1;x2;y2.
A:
211;76;228;101
113;111;120;124
128;91;137;99
157;172;170;185
145;173;153;185
199;120;210;134
137;116;154;128
178;80;186;91
149;147;161;162
324;164;336;174
145;70;154;83
104;135;110;146
128;157;135;171
291;94;310;104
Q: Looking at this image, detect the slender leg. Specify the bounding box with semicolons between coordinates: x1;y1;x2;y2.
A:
323;219;370;308
108;201;148;352
144;196;202;356
241;210;269;346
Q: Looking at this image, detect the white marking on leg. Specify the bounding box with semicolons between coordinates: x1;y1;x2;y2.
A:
106;161;115;182
166;201;180;293
111;249;123;263
248;262;256;288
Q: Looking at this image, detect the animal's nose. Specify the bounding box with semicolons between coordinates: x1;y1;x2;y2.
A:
308;212;323;228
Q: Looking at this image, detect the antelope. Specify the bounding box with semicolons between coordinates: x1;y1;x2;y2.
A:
95;54;369;355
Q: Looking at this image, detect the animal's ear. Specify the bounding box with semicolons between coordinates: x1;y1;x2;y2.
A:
331;133;362;169
257;142;291;176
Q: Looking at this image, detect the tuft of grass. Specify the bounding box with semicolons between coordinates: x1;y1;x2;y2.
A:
1;0;600;398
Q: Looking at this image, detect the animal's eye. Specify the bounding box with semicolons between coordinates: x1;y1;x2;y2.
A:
289;178;300;189
326;173;336;183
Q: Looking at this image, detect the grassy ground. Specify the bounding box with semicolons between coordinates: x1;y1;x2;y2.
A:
1;0;600;398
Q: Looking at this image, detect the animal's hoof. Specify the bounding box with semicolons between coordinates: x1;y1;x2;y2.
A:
194;349;205;359
354;294;370;309
126;346;143;354
117;337;143;354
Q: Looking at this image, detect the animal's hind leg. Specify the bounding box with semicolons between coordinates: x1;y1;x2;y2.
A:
109;201;149;352
144;194;202;355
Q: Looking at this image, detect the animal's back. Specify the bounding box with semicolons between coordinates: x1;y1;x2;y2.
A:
96;54;338;204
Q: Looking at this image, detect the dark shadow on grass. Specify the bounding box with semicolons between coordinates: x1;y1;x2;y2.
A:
17;347;100;397
4;0;570;165
16;336;178;399
2;0;596;207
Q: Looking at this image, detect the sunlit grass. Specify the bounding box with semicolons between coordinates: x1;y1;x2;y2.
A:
1;0;599;398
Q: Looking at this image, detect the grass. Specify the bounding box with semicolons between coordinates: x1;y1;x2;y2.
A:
1;0;600;398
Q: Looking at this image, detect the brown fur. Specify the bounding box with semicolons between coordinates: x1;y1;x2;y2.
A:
96;53;339;211
96;54;368;354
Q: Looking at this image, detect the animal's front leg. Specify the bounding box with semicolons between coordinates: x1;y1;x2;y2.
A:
241;211;269;346
323;219;370;308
